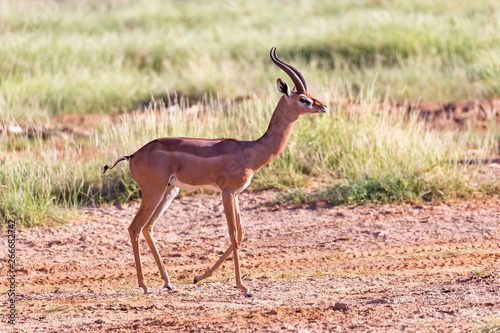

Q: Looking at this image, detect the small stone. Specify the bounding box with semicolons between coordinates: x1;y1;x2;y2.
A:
332;302;348;311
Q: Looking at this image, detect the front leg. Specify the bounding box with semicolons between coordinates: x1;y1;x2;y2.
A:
222;190;252;297
193;244;233;284
234;197;245;247
193;190;252;297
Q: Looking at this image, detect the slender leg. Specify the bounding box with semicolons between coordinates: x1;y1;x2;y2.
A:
193;191;251;296
193;245;234;283
233;196;251;296
128;191;163;294
223;191;251;296
193;191;236;284
234;197;245;247
232;246;251;297
142;185;180;291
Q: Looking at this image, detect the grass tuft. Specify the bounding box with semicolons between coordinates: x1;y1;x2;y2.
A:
473;316;500;333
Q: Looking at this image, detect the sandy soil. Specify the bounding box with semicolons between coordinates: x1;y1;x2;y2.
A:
1;192;499;332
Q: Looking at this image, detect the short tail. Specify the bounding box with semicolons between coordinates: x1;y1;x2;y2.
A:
103;155;130;174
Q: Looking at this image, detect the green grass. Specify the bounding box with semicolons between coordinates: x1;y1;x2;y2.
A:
0;0;499;226
46;305;71;313
2;0;500;120
473;316;500;333
1;91;498;226
470;268;493;278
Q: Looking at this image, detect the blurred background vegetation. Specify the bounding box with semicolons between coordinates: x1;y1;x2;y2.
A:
0;0;499;226
2;0;500;120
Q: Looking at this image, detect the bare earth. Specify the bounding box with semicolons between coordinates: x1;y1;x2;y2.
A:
1;191;499;332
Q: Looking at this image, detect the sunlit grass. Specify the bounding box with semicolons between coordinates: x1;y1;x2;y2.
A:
1;89;498;226
1;0;499;226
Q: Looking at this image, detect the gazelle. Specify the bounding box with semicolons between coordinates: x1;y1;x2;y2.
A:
104;47;328;297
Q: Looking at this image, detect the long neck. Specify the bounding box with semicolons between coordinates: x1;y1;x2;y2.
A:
248;97;299;171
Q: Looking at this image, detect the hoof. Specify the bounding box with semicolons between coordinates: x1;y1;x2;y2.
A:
194;274;204;284
143;289;152;295
165;284;173;291
245;292;253;298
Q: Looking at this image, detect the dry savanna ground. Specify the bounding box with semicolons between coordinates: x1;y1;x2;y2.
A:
1;190;499;332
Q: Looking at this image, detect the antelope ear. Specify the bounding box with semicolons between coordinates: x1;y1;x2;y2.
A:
276;78;291;97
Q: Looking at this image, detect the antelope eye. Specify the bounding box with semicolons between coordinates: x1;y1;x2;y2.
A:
299;96;311;105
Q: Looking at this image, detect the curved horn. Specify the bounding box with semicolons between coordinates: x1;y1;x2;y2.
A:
270;47;307;94
275;48;309;92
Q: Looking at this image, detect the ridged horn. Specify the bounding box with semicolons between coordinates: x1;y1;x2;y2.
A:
270;47;307;94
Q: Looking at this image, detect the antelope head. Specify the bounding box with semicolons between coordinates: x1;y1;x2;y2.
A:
271;47;328;115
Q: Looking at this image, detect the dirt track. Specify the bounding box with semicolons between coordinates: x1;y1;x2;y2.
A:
1;192;499;332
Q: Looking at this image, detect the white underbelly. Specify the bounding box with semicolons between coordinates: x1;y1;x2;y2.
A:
169;176;220;192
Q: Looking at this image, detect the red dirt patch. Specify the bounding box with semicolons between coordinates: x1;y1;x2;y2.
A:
1;192;499;332
394;98;500;129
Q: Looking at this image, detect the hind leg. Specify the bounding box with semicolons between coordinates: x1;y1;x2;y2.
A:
142;184;180;290
128;188;164;294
